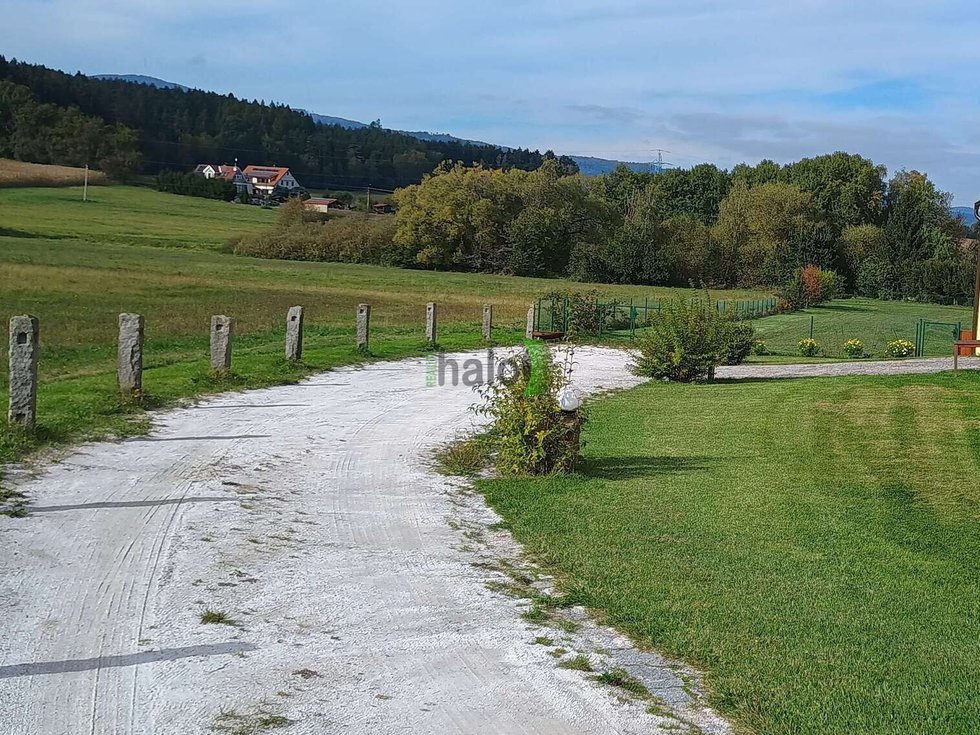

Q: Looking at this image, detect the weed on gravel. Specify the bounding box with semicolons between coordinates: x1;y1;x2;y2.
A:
200;609;236;626
557;654;593;672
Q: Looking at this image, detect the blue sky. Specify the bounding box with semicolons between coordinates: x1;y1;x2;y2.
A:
3;0;980;204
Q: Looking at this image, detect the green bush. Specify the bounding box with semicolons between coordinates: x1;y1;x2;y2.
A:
724;318;756;365
155;170;237;201
234;200;399;264
842;339;865;358
751;340;768;356
885;339;915;358
632;298;732;381
541;289;630;338
477;346;583;475
779;265;839;311
798;338;820;357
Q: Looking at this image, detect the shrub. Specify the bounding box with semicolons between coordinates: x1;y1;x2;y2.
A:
885;339;915;358
798;338;820;357
477;346;583;475
842;339;865;358
724;319;756;365
632;298;732;381
234;202;399;264
779;265;838;311
541;289;632;338
751;340;768;356
155;170;237;201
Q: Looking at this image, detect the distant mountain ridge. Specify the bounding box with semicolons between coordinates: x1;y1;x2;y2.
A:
91;74;189;91
91;73;662;176
951;206;977;226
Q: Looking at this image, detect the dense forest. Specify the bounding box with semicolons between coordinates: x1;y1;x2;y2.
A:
238;154;976;304
0;57;555;189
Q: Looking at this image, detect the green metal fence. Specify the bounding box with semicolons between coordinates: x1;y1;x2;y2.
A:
533;296;778;340
914;319;962;357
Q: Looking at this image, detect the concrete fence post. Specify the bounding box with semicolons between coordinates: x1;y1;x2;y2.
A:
8;315;39;428
482;304;493;341
117;313;144;396
356;303;371;351
210;315;233;373
285;306;304;361
426;302;438;344
525;303;535;339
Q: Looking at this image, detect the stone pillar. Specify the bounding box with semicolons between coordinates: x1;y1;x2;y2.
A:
8;315;39;428
426;302;438;344
356;304;371;351
285;306;304;361
117;313;144;396
210;315;233;373
525;303;536;339
482;304;493;341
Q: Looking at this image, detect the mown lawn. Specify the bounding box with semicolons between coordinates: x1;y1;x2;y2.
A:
0;184;766;482
752;298;973;359
479;371;980;735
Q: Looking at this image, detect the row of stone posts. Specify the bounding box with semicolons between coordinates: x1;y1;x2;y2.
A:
8;301;520;428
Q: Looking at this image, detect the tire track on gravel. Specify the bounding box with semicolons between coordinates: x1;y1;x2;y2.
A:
10;348;952;733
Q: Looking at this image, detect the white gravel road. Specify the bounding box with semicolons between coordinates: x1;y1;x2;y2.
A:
0;347;733;735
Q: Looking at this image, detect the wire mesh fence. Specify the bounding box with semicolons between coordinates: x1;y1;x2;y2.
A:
532;296;778;340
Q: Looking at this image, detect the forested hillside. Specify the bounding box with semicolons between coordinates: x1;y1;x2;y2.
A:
0;57;550;189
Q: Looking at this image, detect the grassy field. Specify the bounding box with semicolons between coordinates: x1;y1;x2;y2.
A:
0;185;765;483
479;371;980;735
751;298;974;359
0;159;108;189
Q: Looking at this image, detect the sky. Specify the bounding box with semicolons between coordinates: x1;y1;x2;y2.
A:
3;0;980;204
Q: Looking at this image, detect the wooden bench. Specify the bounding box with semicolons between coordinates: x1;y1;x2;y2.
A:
953;340;980;370
531;330;565;341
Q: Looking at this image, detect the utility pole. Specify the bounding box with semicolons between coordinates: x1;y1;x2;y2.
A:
366;186;371;213
83;164;89;202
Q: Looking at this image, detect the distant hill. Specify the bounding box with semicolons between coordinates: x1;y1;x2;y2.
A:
951;206;977;226
568;156;666;176
297;110;369;129
91;74;189;91
89;74;665;175
0;59;546;190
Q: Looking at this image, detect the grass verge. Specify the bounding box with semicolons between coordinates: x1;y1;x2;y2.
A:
477;370;980;735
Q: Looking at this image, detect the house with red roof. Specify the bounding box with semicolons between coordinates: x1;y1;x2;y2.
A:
241;165;302;196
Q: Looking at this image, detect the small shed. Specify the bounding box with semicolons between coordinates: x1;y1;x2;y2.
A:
304;198;348;213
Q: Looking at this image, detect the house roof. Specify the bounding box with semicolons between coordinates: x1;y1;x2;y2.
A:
306;198;339;206
215;165;243;181
242;165;291;186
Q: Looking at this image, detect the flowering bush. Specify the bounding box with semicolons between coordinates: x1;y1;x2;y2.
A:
798;338;820;357
842;339;865;358
751;340;768;356
885;339;915;358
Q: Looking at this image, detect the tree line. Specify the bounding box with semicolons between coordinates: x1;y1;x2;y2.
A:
0;56;561;189
242;154;975;304
0;79;142;178
154;170;238;201
393;155;975;302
